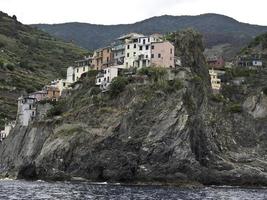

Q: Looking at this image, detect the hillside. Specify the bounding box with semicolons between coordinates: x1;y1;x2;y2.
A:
0;30;267;186
0;11;88;129
240;32;267;56
33;14;267;59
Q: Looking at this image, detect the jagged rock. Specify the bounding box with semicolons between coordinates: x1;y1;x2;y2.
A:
243;93;267;118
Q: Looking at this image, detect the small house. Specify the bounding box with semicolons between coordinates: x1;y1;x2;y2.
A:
96;66;122;90
17;96;37;126
209;69;225;93
46;86;61;101
29;90;47;102
206;56;225;69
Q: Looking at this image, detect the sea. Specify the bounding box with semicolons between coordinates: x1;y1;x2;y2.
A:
0;179;266;200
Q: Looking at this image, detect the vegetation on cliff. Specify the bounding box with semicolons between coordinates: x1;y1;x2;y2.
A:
0;11;88;128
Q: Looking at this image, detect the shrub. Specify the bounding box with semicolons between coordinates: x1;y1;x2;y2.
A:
6;63;15;71
87;70;99;78
228;103;242;113
210;94;225;103
47;100;67;117
191;75;202;84
0;60;4;68
159;79;183;93
138;67;167;82
89;87;101;96
109;76;128;97
0;42;5;48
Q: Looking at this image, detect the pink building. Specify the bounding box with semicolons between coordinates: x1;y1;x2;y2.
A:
206;56;225;69
29;91;47;102
150;41;175;68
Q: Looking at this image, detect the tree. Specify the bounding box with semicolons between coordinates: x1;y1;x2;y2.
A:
109;77;128;97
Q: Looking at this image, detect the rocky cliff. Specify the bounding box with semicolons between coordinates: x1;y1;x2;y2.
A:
0;30;267;186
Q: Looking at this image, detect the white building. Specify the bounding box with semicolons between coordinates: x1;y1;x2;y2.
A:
96;66;122;90
66;65;89;84
50;79;71;95
0;121;15;140
252;60;263;67
17;96;37;126
121;33;164;69
112;41;125;66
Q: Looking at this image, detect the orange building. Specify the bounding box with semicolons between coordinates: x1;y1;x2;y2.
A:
92;47;113;70
46;86;61;101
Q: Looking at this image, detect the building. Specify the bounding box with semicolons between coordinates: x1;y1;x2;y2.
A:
236;55;263;68
112;41;125;67
75;56;93;67
0;121;15;141
46;86;61;101
252;60;263;67
66;65;89;84
209;69;225;92
92;47;113;70
151;41;175;68
29;90;47;102
206;56;225;69
49;79;71;96
123;34;144;68
17;96;37;126
96;66;123;90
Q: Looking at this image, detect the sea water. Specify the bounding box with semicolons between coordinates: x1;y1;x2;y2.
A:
0;179;266;200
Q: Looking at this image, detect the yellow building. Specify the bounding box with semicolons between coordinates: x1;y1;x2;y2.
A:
209;69;225;92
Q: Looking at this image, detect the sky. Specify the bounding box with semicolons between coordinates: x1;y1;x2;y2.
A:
1;0;266;26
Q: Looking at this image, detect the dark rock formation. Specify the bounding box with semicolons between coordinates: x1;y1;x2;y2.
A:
0;30;267;186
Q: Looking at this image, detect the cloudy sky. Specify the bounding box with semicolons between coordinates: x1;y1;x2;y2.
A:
1;0;266;25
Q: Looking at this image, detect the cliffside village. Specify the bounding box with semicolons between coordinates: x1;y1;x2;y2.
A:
0;33;265;141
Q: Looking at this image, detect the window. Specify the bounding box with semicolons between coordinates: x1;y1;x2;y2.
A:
146;55;148;58
126;62;128;67
151;54;154;58
134;44;136;48
170;49;173;54
63;83;66;87
127;45;130;49
83;67;85;71
139;46;143;51
146;45;149;50
151;45;154;50
127;53;130;57
158;54;161;58
98;79;101;83
143;39;146;44
107;76;110;83
77;68;79;73
134;52;136;55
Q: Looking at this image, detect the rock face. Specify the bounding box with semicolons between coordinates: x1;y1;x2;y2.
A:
243;94;267;119
0;30;267;186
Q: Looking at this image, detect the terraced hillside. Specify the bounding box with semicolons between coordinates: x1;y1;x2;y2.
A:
0;11;88;128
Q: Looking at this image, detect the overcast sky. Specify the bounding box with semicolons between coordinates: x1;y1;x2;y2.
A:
1;0;266;25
